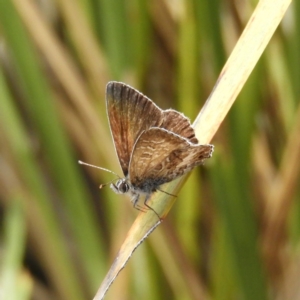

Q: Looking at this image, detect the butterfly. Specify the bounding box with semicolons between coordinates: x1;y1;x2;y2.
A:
103;81;214;217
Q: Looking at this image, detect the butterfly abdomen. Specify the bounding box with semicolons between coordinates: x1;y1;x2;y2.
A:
131;176;168;193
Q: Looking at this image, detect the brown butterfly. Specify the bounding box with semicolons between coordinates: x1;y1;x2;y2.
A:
106;81;213;213
80;82;213;217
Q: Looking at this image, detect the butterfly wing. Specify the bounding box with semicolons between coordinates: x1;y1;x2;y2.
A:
128;128;213;191
106;82;163;176
161;110;198;144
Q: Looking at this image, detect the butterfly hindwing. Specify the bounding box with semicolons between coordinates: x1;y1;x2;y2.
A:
161;110;198;144
128;128;213;191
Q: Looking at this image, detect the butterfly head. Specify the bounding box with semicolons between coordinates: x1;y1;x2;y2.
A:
110;178;130;194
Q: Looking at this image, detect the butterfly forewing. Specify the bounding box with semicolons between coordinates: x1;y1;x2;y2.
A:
106;82;163;176
129;128;213;190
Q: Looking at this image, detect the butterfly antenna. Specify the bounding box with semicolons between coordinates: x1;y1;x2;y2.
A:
78;160;120;177
78;161;121;189
99;179;118;189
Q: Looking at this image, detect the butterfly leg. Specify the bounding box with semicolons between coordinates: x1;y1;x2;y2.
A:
135;205;148;213
132;194;148;213
143;194;162;221
157;188;177;198
131;193;161;220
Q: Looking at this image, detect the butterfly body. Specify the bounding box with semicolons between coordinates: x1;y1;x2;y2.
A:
110;177;155;209
106;81;214;213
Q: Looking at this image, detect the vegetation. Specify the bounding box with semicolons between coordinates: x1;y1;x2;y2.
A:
0;0;297;299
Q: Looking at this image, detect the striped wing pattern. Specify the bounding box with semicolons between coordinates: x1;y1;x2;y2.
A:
129;128;213;191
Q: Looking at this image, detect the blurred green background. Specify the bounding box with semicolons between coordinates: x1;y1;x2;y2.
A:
0;0;298;299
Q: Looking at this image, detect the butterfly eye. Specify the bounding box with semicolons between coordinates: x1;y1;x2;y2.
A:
116;179;129;194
